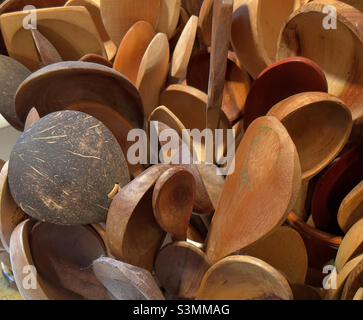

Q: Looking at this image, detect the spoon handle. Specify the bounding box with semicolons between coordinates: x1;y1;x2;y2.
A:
206;0;233;130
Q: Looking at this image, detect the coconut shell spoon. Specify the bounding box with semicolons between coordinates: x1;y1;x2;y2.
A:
196;256;293;300
206;116;301;262
93;256;164;300
154;241;210;299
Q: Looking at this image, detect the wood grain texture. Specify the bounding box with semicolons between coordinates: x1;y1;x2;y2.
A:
196;256;293;300
113;21;155;85
240;226;308;284
244;57;328;130
136;33;169;118
157;0;181;39
0;6;106;71
335;218;363;272
341;259;363;300
100;0;161;47
24;107;40;132
268;92;352;180
8;111;130;225
278;0;363;123
0;55;30;130
206;0;233;130
153;167;195;240
198;0;213;46
93;257;164;300
206;116;301;262
106;165;170;271
154;241;210;299
30;222;109;300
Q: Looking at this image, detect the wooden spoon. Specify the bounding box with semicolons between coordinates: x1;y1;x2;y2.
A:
311;144;363;234
65;0;117;60
106;165;170;271
187;50;251;125
278;1;363;123
198;0;213;46
353;288;363;300
157;0;181;39
136;33;170;118
206;0;233;130
0;55;30;130
79;53;112;67
240;226;308;284
30;222;109;299
154;241;210;299
8;110;130;225
9;219;79;300
0;162;27;252
100;0;161;47
93;256;164;300
341;259;363;300
267;92;352;180
335;218;363;272
232;0;309;78
24;107;40;131
206;116;301;262
196;255;293;300
338;180;363;233
171;15;198;80
0;6;106;71
113;21;155;85
243;57;328;130
152;167;195;240
30;29;62;68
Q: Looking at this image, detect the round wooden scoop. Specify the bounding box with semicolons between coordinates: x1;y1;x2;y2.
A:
153;167;195;240
30;222;109;300
335;218;363;272
0;55;30;130
93;256;164;300
9;219;79;300
113;21;155;85
278;1;363;123
240;226;308;284
154;241;211;299
267;92;352;180
338;181;363;233
8;110;130;225
243;57;328;130
311;144;363;234
0;162;27;251
206;116;301;262
100;0;160;47
106;165;171;271
196;255;293;300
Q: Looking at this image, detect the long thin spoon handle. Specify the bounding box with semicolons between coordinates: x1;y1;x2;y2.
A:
206;0;233;130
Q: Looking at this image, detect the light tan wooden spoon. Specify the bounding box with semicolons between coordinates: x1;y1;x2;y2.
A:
338;180;363;233
154;241;211;299
113;21;155;85
353;288;363;300
196;255;293;300
240;226;308;284
100;0;161;47
198;0;213;46
171;15;198;80
341;259;363;300
335;218;363;272
157;0;181;39
136;33;170;118
93;256;164;300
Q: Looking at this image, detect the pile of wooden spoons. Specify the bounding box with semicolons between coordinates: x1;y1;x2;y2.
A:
1;0;363;301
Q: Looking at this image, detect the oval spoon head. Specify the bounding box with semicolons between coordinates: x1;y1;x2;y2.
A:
93;256;164;300
0;55;30;130
206;116;301;262
157;0;181;39
196;255;293;300
153;167;195;240
154;241;210;299
8;110;130;225
335;218;363;272
353;287;363;300
267;92;352;180
100;0;160;47
240;226;308;284
243;57;328;130
24;107;40;131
